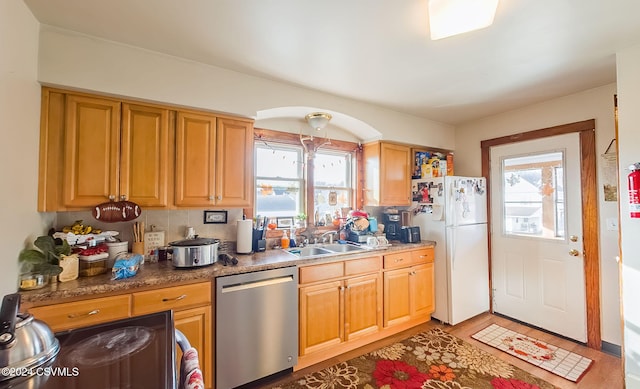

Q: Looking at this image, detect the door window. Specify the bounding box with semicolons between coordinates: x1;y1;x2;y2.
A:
501;151;565;240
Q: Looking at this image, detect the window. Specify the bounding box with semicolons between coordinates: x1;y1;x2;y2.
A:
254;134;356;226
254;144;304;218
501;151;565;239
313;151;353;226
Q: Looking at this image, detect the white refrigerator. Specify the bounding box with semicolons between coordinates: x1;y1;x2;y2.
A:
412;176;489;325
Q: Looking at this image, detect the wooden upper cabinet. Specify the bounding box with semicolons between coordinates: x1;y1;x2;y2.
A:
120;103;172;207
175;111;217;207
175;111;253;207
215;117;254;207
363;141;411;206
63;95;121;207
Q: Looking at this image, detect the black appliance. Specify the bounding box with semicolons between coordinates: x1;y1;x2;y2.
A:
34;311;177;389
383;213;401;241
400;226;421;243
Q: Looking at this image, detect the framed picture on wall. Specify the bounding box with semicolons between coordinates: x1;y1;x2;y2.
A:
203;210;228;224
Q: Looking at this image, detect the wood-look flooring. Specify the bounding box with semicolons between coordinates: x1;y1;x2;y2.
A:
259;313;623;389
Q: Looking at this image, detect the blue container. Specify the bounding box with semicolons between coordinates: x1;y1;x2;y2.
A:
368;217;378;233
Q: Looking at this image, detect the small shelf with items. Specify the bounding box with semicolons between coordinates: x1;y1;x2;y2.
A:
411;147;454;179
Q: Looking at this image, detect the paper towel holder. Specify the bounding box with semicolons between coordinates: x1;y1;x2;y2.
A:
204;210;228;224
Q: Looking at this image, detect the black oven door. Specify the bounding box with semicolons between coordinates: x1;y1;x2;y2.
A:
36;310;176;389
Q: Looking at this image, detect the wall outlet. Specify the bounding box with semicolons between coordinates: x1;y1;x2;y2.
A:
606;217;618;231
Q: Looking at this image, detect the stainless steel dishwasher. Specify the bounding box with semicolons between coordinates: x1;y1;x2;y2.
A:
216;266;298;389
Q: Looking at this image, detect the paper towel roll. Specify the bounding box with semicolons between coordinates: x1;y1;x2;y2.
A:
236;220;254;254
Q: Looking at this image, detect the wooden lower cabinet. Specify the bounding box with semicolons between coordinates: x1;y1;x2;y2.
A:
299;280;343;355
296;247;434;370
344;274;382;341
26;281;213;389
383;262;434;327
174;306;212;389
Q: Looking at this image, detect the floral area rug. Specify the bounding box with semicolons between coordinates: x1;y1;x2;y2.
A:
472;324;593;383
273;328;556;389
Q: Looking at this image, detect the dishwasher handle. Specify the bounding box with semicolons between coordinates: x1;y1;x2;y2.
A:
220;275;294;293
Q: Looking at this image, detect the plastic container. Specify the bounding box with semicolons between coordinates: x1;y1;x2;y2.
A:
79;252;109;277
281;230;290;249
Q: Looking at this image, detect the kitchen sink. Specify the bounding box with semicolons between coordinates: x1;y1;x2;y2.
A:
284;242;367;258
320;243;365;253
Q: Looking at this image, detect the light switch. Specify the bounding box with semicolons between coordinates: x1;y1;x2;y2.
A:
606;218;618;231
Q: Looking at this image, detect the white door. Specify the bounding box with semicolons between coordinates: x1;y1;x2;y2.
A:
490;132;586;342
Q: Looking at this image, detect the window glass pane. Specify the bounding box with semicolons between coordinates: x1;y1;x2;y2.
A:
255;179;302;217
314;152;349;186
502;151;565;239
255;146;302;179
314;188;350;225
313;151;352;226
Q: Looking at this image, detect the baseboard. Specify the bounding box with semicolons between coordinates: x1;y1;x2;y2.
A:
601;340;622;357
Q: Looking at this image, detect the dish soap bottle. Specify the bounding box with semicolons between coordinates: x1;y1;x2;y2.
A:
281;230;290;249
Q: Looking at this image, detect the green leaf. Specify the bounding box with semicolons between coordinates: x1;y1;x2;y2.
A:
18;249;46;263
54;240;71;256
34;236;56;254
32;263;63;276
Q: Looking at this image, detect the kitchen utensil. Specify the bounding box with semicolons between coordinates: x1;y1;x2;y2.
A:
169;237;220;268
0;294;60;385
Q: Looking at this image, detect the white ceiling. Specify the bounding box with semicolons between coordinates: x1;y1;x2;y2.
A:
23;0;640;125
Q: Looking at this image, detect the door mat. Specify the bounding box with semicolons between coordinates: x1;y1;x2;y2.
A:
472;323;593;382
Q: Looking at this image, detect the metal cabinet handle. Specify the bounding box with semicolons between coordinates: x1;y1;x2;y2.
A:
395;258;405;263
162;294;187;302
68;309;100;319
208;195;214;201
569;249;580;257
217;195;222;200
120;194;127;201
108;195;115;201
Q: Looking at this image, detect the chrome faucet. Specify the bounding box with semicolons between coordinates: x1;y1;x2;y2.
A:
320;230;338;244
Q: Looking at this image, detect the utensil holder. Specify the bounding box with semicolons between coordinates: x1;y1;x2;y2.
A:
132;242;145;255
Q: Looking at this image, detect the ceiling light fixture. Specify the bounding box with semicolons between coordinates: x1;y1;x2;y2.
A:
300;112;332;159
428;0;499;40
305;112;332;131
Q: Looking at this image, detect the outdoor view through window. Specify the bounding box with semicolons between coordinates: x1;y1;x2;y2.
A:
502;151;565;239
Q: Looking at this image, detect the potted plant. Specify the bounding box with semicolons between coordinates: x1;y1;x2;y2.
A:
296;213;307;228
19;235;71;280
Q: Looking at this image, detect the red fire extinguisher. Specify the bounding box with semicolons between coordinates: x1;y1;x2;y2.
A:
629;163;640;218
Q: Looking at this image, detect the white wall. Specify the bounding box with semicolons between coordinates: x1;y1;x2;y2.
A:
454;83;621;347
0;1;55;297
616;44;640;387
37;26;455;149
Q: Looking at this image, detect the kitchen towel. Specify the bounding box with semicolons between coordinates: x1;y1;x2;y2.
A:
236;219;253;254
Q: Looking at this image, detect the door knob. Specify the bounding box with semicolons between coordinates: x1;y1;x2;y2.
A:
569;249;580;257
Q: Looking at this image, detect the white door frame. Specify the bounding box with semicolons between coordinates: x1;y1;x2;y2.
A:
481;119;601;350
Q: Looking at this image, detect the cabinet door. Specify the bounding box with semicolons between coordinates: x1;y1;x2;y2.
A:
63;95;121;207
215;117;253;207
175;111;217;206
380;142;411;205
345;273;381;341
383;268;411;327
120;103;171;207
411;263;435;318
299;281;343;355
174;306;212;389
410;262;435;317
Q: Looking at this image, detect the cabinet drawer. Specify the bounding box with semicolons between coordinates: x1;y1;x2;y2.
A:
29;295;131;332
299;262;344;284
383;252;412;269
344;256;382;276
412;248;434;264
132;282;211;316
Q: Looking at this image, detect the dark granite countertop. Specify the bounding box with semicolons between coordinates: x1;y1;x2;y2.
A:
19;241;435;305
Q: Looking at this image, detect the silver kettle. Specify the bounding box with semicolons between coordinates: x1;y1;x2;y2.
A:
0;293;60;386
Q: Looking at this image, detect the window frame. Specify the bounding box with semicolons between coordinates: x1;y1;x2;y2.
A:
253;128;362;229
